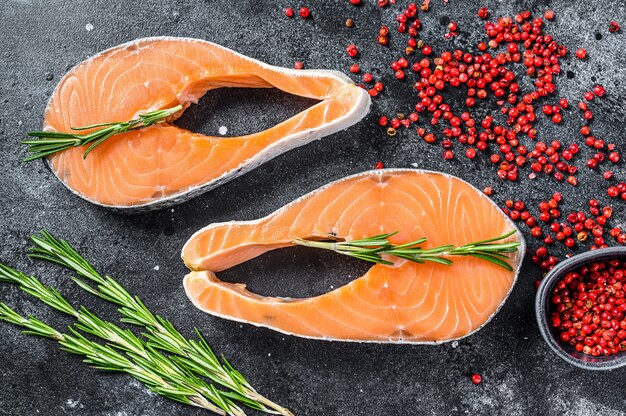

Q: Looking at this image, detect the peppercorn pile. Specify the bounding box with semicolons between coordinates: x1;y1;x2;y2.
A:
550;260;626;357
376;7;577;184
365;6;619;190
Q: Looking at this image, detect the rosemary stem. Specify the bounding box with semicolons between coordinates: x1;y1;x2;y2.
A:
0;264;242;416
0;303;225;415
27;231;291;416
293;231;519;271
23;105;183;162
251;393;295;416
292;238;339;251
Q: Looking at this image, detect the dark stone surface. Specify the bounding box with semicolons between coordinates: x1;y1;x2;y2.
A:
1;0;626;415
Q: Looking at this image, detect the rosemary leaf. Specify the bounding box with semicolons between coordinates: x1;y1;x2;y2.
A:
463;229;517;246
390;237;428;249
418;256;454;266
468;253;514;271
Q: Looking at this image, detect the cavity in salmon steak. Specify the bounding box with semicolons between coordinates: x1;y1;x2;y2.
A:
43;37;371;211
182;169;525;343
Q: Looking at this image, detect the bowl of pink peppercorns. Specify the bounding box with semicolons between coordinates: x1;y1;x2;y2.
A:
536;248;626;370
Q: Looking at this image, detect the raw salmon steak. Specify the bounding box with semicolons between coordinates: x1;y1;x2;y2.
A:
182;169;525;343
43;37;370;211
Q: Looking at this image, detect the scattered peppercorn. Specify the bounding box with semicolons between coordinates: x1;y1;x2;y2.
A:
299;7;310;19
593;85;606;97
471;374;483;385
346;44;359;58
609;21;621;33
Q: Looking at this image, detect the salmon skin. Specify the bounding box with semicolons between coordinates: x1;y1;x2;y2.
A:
182;169;525;343
42;37;371;212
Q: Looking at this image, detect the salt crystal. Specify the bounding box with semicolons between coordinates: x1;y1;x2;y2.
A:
218;126;228;135
85;23;94;32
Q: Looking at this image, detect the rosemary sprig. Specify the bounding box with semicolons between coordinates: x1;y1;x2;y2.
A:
0;264;241;416
27;231;292;416
23;105;182;162
0;303;223;412
293;230;520;271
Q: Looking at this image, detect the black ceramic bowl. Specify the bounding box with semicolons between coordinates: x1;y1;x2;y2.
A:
535;247;626;370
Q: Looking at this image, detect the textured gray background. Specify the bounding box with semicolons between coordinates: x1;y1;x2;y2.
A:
1;0;626;415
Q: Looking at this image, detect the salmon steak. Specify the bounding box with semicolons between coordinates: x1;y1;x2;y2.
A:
42;37;371;211
182;169;525;343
